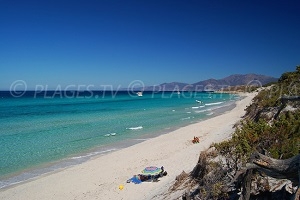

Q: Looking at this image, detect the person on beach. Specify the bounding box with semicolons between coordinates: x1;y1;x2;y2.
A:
127;166;167;183
192;136;199;143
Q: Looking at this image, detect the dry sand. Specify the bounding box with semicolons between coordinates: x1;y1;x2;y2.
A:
0;92;256;200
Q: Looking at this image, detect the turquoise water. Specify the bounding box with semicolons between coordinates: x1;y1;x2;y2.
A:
0;91;238;188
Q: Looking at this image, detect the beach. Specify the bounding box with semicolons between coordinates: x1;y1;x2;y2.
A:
0;92;256;200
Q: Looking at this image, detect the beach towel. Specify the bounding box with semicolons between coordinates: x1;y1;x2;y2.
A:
128;176;142;184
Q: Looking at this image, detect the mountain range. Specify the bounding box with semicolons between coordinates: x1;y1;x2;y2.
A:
142;74;278;91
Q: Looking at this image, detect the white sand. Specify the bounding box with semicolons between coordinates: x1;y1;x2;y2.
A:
0;92;256;200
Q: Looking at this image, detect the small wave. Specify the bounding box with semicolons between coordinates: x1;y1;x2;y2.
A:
194;110;207;113
127;126;143;130
199;105;205;108
205;101;223;106
194;108;212;113
208;103;233;111
71;149;116;160
206;112;214;116
0;148;117;189
192;106;199;109
186;111;191;114
104;133;117;137
0;180;24;189
181;117;191;120
133;138;147;141
211;105;225;110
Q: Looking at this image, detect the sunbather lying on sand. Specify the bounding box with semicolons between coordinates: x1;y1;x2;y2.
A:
127;167;167;183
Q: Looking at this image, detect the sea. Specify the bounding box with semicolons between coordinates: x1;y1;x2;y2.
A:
0;90;239;189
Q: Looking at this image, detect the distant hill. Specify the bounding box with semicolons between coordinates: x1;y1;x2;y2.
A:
143;74;278;91
145;82;189;91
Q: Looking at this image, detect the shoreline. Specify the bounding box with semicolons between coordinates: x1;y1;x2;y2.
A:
0;92;255;200
0;96;238;189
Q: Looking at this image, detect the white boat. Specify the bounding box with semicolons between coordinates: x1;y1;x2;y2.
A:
196;100;203;104
136;92;143;96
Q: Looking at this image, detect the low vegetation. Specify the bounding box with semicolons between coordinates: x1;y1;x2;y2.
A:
171;66;300;200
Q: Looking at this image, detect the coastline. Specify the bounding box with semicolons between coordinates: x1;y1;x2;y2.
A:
0;93;238;189
0;92;256;200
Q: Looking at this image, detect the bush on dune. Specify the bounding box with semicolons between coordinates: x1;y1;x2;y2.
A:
173;66;300;200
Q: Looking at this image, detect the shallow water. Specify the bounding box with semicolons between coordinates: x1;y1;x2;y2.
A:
0;91;239;188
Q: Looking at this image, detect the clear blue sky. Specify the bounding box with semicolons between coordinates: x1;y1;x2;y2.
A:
1;0;299;90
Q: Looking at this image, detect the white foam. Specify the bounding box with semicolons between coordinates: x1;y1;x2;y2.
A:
194;109;207;113
133;138;147;141
0;148;118;189
181;117;191;120
0;180;24;189
104;133;117;137
194;108;213;113
71;149;116;160
205;101;223;106
127;126;143;130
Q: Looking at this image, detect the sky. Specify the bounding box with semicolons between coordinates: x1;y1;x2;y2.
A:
0;0;299;90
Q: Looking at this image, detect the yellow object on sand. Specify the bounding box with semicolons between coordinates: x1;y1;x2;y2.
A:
119;184;124;190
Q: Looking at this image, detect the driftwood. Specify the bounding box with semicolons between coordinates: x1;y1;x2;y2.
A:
181;152;300;199
249;152;300;184
238;152;300;200
239;169;253;200
238;95;300;199
280;96;300;104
